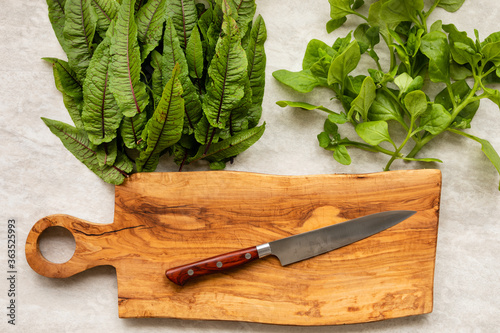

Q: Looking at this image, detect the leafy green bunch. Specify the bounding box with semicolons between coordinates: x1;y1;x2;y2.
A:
273;0;500;189
42;0;267;184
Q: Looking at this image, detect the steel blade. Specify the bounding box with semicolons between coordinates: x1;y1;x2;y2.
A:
269;210;416;266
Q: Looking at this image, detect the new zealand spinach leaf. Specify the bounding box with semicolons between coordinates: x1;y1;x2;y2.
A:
274;0;500;190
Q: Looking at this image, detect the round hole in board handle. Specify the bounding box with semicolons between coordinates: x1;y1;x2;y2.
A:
38;226;76;264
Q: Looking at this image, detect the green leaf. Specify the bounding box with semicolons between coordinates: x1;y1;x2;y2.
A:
332;31;353;53
273;69;322;93
203;14;249;128
42;117;133;184
194;115;219;145
483;87;500;108
192;123;266;163
166;0;198;49
136;64;185;172
324;115;339;134
419;103;452;135
449;129;500;190
186;26;204;79
437;0;466;13
95;140;117;166
163;18;203;134
276;100;335;113
203;5;223;64
380;0;424;25
430;20;442;33
326;17;347;33
63;0;97;81
150;50;164;105
333;145;351;165
348;76;376;122
246;14;267;128
345;75;366;97
303;39;336;70
352;0;365;10
368;1;399;45
328;0;355;20
443;24;477;66
328;112;348;124
369;90;404;124
404;90;428;118
107;0;149;117
81;38;123;145
136;0;167;61
91;0;119;37
420;31;451;83
233;0;256;38
354;24;380;53
481;41;500;67
43;57;84;129
327;40;361;85
355;120;393;146
406;28;424;57
450;61;473;80
394;73;413;94
401;157;443;163
46;0;68;52
317;131;331;148
120;112;147;149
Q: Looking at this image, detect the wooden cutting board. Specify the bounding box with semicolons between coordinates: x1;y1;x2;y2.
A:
26;169;441;325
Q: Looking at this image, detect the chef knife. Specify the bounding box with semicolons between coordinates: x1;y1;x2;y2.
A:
165;210;416;286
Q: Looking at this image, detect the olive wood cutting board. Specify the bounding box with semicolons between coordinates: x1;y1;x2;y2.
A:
26;169;441;325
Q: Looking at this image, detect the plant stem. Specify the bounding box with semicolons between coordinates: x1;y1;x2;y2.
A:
345;142;398;157
424;0;441;21
381;86;410;131
407;78;482;158
352;11;369;22
481;66;497;79
384;117;414;170
446;81;458;108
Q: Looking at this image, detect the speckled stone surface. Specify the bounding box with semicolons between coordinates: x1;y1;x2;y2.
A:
1;1;499;332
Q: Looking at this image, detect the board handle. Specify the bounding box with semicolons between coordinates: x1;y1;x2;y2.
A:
166;246;261;286
25;214;115;278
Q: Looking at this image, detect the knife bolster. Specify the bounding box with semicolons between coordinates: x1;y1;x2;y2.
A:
256;243;272;258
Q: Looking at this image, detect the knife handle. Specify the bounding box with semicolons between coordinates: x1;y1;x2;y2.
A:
166;246;260;286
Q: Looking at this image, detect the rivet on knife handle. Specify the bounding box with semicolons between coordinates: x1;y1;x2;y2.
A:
165;245;270;286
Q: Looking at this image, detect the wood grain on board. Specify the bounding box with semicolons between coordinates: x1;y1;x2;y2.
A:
26;170;441;325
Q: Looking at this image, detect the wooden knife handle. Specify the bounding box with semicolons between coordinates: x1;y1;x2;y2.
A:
166;246;260;286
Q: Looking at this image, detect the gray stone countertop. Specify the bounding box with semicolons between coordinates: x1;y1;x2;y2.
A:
1;0;499;332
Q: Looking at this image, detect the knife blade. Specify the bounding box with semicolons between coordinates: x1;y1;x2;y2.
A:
165;210;416;286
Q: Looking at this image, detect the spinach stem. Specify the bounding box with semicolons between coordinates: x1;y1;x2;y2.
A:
407;77;482;158
446;82;458;109
352;11;369;22
384;117;414;170
481;66;497;79
424;1;441;21
345;142;397;157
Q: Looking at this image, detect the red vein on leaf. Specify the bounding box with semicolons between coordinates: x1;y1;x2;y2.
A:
181;0;188;49
56;0;65;14
125;0;141;114
101;71;109;139
78;0;92;52
55;59;82;88
91;0;112;22
139;0;162;41
142;72;178;168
